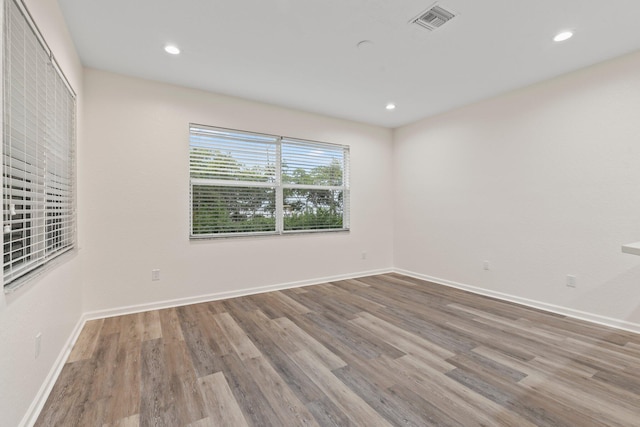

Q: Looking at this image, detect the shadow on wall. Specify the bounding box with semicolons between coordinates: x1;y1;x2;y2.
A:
574;265;640;327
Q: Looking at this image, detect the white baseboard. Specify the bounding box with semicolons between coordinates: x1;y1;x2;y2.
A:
394;268;640;335
20;315;87;427
83;268;394;321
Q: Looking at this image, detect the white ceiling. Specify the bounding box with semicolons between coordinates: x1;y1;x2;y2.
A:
58;0;640;128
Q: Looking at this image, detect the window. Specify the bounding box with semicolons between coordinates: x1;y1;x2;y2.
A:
189;124;349;237
2;0;76;288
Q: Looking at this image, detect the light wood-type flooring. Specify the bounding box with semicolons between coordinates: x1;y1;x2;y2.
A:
36;273;640;426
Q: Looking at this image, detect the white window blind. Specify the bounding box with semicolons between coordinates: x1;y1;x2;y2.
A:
3;0;76;287
189;124;349;238
281;138;349;231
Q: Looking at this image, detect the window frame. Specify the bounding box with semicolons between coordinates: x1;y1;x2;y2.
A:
2;0;77;290
189;124;350;239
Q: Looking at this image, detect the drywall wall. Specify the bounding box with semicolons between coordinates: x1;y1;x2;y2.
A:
0;1;84;426
394;49;640;330
81;69;394;313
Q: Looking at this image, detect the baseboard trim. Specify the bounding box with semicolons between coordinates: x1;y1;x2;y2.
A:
20;315;87;427
394;268;640;335
83;268;394;321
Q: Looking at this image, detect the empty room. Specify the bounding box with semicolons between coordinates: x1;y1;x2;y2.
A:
2;0;640;426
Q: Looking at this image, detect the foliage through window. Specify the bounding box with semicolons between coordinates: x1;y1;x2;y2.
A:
189;125;349;237
2;0;76;288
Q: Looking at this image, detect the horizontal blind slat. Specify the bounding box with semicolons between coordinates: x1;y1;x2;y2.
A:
189;124;349;237
3;0;76;287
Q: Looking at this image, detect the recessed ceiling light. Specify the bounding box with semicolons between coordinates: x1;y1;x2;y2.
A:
553;31;573;42
164;44;180;55
386;103;396;110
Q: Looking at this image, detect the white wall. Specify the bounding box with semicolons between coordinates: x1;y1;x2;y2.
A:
0;1;84;426
81;69;394;313
394;50;640;330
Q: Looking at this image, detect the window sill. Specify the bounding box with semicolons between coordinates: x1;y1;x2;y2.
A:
3;247;78;295
190;228;350;241
621;242;640;256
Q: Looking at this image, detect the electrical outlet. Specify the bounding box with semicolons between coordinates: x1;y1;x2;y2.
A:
35;333;42;359
361;251;367;260
566;275;577;288
151;269;160;281
483;260;490;271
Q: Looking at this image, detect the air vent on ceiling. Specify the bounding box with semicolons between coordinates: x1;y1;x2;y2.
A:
412;4;456;31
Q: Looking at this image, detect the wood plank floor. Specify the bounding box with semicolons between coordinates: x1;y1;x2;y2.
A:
36;273;640;426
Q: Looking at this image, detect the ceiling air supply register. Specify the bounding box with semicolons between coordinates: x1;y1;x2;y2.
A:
412;3;457;31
